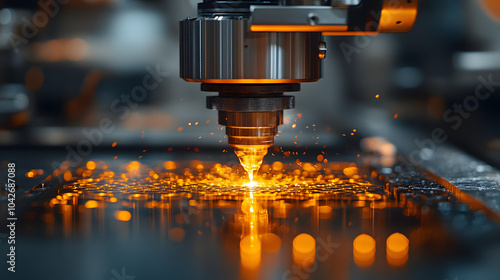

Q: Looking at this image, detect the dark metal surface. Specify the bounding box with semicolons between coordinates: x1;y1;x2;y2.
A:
207;95;295;112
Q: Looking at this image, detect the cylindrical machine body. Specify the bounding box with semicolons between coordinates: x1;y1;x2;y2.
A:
180;17;324;83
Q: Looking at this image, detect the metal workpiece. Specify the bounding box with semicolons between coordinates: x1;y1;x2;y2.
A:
180;17;324;83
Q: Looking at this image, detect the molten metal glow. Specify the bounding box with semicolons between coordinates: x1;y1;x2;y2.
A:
233;145;269;184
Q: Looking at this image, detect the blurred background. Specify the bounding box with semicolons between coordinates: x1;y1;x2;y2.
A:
1;0;500;167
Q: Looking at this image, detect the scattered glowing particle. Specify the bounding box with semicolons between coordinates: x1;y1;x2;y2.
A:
164;161;177;170
63;170;72;181
109;197;117;203
284;151;291;157
127;161;140;172
167;147;173;152
112;142;117;147
84;200;99;208
206;120;210;124
114;210;131;221
292;124;297;128
86;161;96;170
177;127;184;131
195;122;199;125
317;155;324;162
297;113;302;118
210;132;214;135
394;114;398;119
114;156;118;159
194;147;200;152
353;129;357;132
138;156;142;159
188;122;192;126
343;167;358;177
375;94;380;99
272;161;284;172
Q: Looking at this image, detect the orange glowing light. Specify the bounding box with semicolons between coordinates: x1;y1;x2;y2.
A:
240;235;262;269
353;234;376;267
63;170;72;181
127;161;140;172
109;197;117;203
164;161;177;170
293;233;316;267
114;210;131;221
168;227;186;242
177;127;184;131
84;200;99;209
317;155;324;162
86;161;96;170
343;167;358;177
319;205;333;219
297;113;302;118
394;114;398;119
112;142;117;147
386;232;409;267
375;94;380;99
260;233;281;253
481;0;500;22
251;24;348;32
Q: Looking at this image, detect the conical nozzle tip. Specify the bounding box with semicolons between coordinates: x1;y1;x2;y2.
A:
233;145;271;181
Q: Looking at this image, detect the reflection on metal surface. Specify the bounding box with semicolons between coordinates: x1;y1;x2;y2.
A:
17;157;500;279
386;232;409;267
293;233;316;267
353;234;376;267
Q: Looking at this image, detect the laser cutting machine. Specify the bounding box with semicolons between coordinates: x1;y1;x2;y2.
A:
179;0;418;178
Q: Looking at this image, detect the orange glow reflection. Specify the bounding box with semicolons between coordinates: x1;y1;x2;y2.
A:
293;233;316;267
353;234;376;267
86;161;96;170
240;236;262;270
386;233;409;267
114;210;131;221
84;200;99;209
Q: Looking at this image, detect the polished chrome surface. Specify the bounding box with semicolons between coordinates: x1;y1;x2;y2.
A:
180;17;323;83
